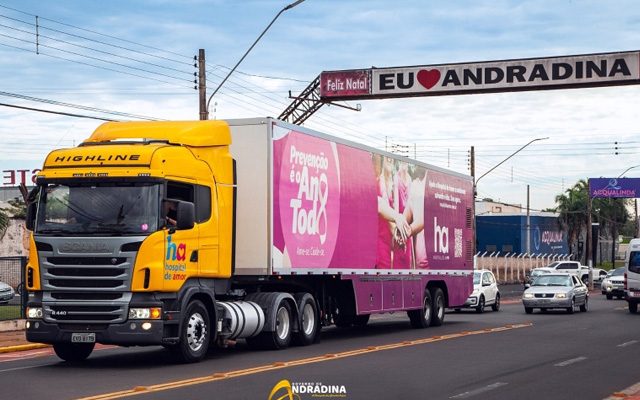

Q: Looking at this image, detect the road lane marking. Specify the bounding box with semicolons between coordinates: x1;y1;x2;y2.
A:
450;382;508;399
617;340;638;348
75;322;533;400
554;356;587;367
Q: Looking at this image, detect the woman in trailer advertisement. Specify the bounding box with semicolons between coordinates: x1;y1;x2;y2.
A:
272;128;472;272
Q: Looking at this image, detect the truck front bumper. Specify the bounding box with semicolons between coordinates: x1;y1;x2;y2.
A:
26;319;165;346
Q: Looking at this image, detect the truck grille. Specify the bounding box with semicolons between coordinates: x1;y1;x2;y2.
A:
36;237;143;324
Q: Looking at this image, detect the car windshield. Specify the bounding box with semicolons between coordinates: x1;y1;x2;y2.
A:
35;182;160;235
532;275;572;287
473;272;481;285
611;268;625;276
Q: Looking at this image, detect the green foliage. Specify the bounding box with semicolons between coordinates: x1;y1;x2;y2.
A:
554;180;631;262
5;197;26;219
0;209;8;234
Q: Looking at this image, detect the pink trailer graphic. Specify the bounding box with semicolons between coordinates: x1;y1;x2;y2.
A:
271;124;474;312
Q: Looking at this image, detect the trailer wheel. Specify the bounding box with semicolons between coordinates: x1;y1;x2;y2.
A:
292;293;319;346
353;314;370;327
629;301;638;314
430;288;446;326
53;342;94;362
170;300;210;363
408;290;432;329
248;299;293;350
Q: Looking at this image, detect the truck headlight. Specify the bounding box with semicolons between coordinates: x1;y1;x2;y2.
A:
523;293;534;299
27;307;43;319
129;307;162;320
555;293;567;299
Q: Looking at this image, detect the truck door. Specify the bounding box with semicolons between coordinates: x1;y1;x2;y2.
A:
163;180;199;289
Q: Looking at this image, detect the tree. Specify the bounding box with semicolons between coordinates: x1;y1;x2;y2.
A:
0;209;8;237
554;179;630;265
555;180;589;260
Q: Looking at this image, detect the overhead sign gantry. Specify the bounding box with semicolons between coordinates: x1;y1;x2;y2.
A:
280;50;640;124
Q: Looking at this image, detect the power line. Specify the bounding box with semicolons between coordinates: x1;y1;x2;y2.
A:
0;3;193;63
0;40;196;90
0;102;114;121
0;31;194;85
0;19;195;77
0;90;162;120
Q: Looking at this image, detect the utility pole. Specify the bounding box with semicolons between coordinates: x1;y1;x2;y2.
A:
526;184;530;254
470;146;475;179
198;49;208;120
587;196;593;290
633;199;640;237
471;146;476;258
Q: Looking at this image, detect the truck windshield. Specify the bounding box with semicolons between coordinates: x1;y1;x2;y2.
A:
35;182;160;235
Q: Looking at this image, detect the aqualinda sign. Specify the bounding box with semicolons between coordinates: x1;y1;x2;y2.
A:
589;178;640;198
320;51;640;100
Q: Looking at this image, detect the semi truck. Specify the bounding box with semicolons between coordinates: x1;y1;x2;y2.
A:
24;118;474;363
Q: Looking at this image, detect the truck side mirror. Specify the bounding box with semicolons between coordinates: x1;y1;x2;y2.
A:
176;201;195;230
25;202;37;231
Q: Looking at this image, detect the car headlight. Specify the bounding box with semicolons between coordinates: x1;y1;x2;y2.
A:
129;307;162;320
27;307;43;319
523;293;534;299
555;293;567;299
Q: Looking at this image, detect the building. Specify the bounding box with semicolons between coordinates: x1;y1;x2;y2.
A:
476;213;568;255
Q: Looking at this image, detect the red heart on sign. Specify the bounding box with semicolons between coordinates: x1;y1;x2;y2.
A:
417;69;441;90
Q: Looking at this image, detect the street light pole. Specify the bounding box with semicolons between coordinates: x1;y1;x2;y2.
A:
475;137;549;186
618;164;640;178
205;0;305;116
472;137;549;257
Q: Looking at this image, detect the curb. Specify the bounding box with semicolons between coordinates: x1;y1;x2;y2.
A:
0;343;50;353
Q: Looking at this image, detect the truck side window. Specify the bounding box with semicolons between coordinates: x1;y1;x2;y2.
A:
195;184;211;223
166;180;211;224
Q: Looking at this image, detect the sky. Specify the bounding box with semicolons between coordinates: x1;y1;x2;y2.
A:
0;0;639;210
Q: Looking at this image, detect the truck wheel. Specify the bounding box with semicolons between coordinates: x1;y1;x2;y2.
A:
248;299;293;350
524;307;533;314
475;295;485;314
353;314;370;327
492;294;501;312
292;293;319;346
567;298;575;314
430;288;445;326
629;301;638;314
53;342;94;362
170;300;210;363
606;293;613;300
580;297;588;312
408;290;432;329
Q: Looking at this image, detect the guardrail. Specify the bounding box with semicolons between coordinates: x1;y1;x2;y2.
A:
0;256;26;321
474;252;572;284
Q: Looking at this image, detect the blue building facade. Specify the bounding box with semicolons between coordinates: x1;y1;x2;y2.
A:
476;214;568;255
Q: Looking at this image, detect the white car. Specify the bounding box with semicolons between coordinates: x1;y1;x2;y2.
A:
0;281;15;304
455;270;500;313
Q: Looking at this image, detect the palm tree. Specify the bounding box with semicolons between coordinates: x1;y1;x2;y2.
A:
593;197;629;265
555;180;589;261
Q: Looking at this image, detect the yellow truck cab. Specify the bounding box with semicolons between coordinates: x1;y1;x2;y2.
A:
25;121;236;362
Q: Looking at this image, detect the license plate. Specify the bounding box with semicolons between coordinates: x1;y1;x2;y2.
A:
71;333;95;343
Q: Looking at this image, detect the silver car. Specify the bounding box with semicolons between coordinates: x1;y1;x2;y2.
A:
522;273;588;314
0;281;15;304
601;267;625;300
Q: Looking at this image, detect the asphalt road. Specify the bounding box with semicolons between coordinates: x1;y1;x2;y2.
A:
0;292;638;400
